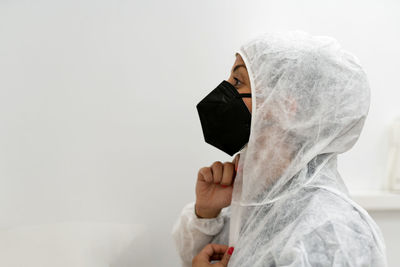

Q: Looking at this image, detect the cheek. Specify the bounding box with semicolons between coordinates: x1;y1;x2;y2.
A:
243;98;252;113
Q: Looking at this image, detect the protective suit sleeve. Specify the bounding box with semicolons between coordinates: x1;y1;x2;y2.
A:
171;202;227;267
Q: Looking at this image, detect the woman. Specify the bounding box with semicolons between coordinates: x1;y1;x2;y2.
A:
172;31;387;267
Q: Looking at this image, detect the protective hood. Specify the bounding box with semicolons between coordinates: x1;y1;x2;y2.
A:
232;31;370;206
227;31;386;266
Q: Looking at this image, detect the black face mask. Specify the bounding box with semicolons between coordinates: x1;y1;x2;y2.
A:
196;80;252;156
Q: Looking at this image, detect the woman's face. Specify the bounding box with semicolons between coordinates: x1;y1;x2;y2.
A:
228;54;298;183
227;53;252;113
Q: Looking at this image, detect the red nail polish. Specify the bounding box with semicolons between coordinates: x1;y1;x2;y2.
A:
228;247;234;255
221;185;228;188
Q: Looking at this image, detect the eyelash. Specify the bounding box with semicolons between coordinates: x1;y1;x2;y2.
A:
234;77;242;87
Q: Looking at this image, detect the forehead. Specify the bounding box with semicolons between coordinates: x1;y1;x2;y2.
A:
231;53;246;72
234;53;245;64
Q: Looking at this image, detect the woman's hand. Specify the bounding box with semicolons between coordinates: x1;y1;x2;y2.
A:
195;154;240;218
192;244;234;267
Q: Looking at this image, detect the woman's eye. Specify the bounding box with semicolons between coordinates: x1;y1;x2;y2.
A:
234;77;242;87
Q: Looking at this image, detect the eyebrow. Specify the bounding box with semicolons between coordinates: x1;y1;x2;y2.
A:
232;64;247;73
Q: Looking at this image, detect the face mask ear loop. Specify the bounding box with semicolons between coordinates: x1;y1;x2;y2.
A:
237;93;252;98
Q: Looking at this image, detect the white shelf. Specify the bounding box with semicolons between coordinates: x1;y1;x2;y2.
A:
350;191;400;211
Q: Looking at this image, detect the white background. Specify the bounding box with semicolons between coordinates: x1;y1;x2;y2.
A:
1;0;399;266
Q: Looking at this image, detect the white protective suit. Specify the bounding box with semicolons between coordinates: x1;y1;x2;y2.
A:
172;31;387;267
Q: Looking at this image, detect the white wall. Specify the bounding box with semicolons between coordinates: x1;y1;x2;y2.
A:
0;0;399;266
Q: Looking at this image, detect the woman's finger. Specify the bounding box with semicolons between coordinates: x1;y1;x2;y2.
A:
196;243;229;262
210;161;223;184
232;154;240;172
198;167;213;183
219;246;234;267
221;162;234;186
209;253;224;261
